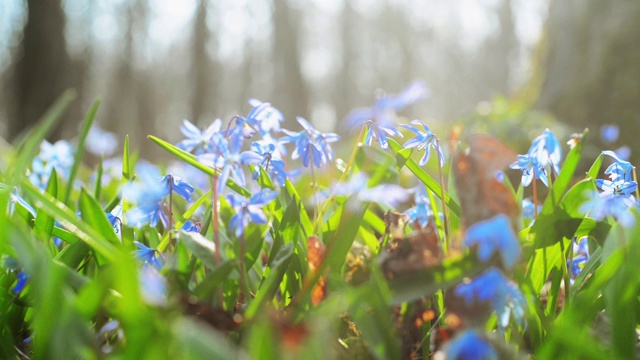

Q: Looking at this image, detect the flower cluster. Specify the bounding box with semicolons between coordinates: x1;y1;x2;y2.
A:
581;150;638;227
510;128;562;187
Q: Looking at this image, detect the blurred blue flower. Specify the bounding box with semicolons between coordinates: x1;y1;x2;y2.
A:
181;220;201;233
522;198;542;219
139;265;167;306
248;99;284;134
9;187;35;217
227;189;278;238
133;241;164;270
85;125;118;155
29;140;75;188
455;268;526;329
444;330;498;360
11;272;28;294
580;190;637;228
315;173;409;208
177;119;222;155
400;120;444;167
160;174;195;202
463;214;520;269
601;124;619;143
614;146;631;161
280;117;339;168
404;185;433;228
568;237;589;282
347;81;429;128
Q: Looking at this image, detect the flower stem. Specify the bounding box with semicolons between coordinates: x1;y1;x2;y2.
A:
633;166;639;199
239;233;251;306
312;125;366;235
533;168;539;220
212;174;221;265
309;144;321;232
437;155;450;250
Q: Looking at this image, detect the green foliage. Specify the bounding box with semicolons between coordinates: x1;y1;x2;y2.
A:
1;96;639;359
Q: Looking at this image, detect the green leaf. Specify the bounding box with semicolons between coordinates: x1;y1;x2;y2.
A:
193;260;237;299
34;168;58;243
322;196;368;273
78;188;120;245
10;89;76;186
178;230;219;270
388;138;461;217
64;99;100;205
148;135;250;196
123;135;131;181
245;242;294;319
21;180;118;262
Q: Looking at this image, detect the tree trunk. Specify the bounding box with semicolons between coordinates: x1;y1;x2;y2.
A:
11;0;81;141
533;0;640;157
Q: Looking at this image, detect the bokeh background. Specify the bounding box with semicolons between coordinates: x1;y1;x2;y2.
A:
1;0;639;161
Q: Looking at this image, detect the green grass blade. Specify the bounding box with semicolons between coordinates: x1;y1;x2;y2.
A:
34;168;58;243
10;89;76;186
63;99;100;205
148;135;251;196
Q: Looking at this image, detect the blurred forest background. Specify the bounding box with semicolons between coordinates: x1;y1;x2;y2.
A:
0;0;639;160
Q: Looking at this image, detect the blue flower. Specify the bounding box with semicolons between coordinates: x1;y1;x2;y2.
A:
510;153;549;187
198;127;262;194
248;99;284;134
227;190;278;238
347;81;429;128
139;265;167;306
530;128;562;176
601;125;619;143
12;272;29;294
568;237;589;281
160;174;195;202
323;173;409;208
463;214;520;269
177;119;222;154
400;120;444;167
85;125;118;156
444;330;498;360
455;268;526;329
181;220;201;233
249;141;294;186
133;241;164;270
404;186;433;228
601;150;634;182
522;198;542;219
580;190;637;228
280;117;339;168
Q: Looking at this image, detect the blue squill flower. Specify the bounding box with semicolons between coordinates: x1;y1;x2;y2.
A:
181;220;201;233
444;330;498;360
249;141;292;186
133;241;164;270
177;119;222;155
463;214;520;269
455;268;526;329
568;237;589;281
159;174;195;202
197;127;262;193
280;117;339;168
510;153;548;187
522;198;542;219
404;185;433;228
530;128;562;176
248;99;284;134
400;120;445;167
601;150;634;182
227;190;278;238
140;265;167;306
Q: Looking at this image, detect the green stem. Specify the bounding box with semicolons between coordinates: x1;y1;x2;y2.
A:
212;174;221;265
239;233;251;305
312;125;366;235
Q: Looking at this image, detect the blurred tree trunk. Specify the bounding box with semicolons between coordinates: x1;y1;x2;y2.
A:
104;0;156;157
532;0;640;156
191;0;210;124
273;0;309;125
11;0;82;141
